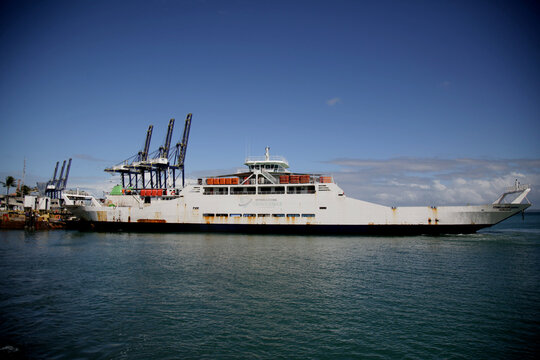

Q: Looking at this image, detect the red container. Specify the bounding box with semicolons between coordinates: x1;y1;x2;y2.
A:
320;176;332;183
280;175;289;184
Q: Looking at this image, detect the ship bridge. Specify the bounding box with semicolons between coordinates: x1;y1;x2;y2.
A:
244;147;289;173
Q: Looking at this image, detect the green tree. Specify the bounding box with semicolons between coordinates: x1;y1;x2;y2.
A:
1;176;16;195
17;185;32;196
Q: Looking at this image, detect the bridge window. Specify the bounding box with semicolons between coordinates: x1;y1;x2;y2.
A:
203;187;228;195
287;186;316;194
231;187;256;195
258;186;285;195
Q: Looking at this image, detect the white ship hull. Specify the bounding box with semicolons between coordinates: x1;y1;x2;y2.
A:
67;181;531;235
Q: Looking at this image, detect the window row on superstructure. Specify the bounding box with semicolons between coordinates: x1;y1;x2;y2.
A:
203;185;316;195
202;213;316;218
199;175;333;186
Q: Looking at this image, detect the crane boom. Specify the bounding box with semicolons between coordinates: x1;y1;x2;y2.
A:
62;158;72;188
177;113;192;167
52;162;59;181
139;125;153;161
57;160;66;188
159;119;175;159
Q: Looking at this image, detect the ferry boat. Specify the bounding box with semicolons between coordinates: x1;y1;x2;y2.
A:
67;147;532;235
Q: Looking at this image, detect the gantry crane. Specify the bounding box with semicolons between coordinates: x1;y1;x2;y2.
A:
37;158;72;199
104;113;193;192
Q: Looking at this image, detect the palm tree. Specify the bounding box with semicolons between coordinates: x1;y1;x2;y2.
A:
1;176;16;195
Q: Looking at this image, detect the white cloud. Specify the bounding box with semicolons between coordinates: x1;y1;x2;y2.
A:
68;176;118;198
327;157;539;207
326;97;342;106
433;180;446;191
73;154;109;162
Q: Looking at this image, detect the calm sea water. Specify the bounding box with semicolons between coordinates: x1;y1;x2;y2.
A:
1;213;539;359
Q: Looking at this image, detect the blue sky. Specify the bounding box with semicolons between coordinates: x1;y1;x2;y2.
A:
1;0;539;206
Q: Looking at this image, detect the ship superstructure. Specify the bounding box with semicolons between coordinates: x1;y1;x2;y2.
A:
67;114;532;235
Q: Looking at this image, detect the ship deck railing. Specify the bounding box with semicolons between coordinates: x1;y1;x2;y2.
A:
245;155;289;163
504;184;530;193
493;184;531;205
